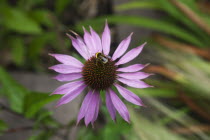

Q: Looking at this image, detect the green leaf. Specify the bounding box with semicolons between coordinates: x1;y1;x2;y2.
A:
28;131;53;140
29;10;53;27
179;0;200;13
0;120;8;135
28;32;55;63
116;0;209;46
34;110;59;128
161;51;210;98
10;37;25;66
77;128;98;140
0;67;29;113
156;0;209;46
76;16;204;46
202;15;210;26
130;109;188;140
24;92;60;118
115;1;161;11
1;6;42;34
146;98;209;139
55;0;73;14
128;88;177;97
158;107;189;125
102;120;131;140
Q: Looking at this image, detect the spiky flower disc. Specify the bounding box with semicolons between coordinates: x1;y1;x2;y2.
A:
82;56;117;90
49;21;152;126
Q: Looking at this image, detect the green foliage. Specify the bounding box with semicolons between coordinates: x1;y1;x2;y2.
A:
0;120;8;135
0;6;42;34
30;10;53;27
28;131;53;140
146;98;210;139
76;15;204;47
162;51;210;98
10;36;26;66
101;120;131;140
115;1;161;11
0;67;60;138
34;111;59;128
115;0;210;47
24;92;60;118
28;32;56;67
77;120;131;140
17;0;46;9
0;66;29;113
128;87;177;97
130;109;188;140
0;0;64;70
0;67;60;117
156;0;209;44
55;0;73;15
77;128;98;140
158;107;189;125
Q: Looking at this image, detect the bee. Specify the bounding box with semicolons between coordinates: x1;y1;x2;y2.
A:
95;52;110;64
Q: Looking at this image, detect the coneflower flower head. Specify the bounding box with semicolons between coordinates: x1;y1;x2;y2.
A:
49;21;152;126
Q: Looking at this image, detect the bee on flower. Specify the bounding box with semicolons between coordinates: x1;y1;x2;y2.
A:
49;21;152;126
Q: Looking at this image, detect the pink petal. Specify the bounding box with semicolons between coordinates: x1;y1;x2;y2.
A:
83;27;97;54
109;89;130;123
102;21;111;55
90;26;102;52
116;42;146;65
54;73;82;82
85;91;99;126
118;78;152;89
115;84;144;106
51;80;84;95
112;33;133;61
117;64;147;72
77;90;93;124
67;34;89;60
49;64;82;74
56;84;86;106
91;95;101;125
106;89;116;121
118;72;152;80
76;35;92;58
49;53;83;68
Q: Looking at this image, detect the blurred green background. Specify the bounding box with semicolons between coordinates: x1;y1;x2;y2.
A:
0;0;210;140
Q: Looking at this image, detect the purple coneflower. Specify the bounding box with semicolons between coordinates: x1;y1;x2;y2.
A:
49;22;152;126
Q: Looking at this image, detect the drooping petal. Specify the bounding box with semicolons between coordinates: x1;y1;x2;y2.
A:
109;89;130;122
83;27;97;54
115;84;144;106
67;34;89;60
112;33;133;61
49;64;82;74
116;42;146;65
85;91;99;126
90;26;102;52
51;80;84;95
106;90;116;121
54;73;82;82
77;90;93;124
56;84;86;106
49;53;83;68
117;64;147;72
92;94;101;125
102;21;111;55
118;77;152;89
76;35;92;58
118;72;152;80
